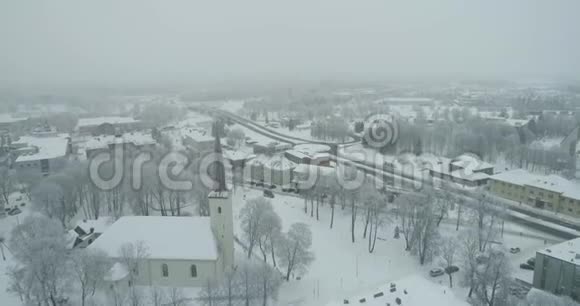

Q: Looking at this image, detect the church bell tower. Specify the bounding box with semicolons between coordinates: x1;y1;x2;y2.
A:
208;127;234;270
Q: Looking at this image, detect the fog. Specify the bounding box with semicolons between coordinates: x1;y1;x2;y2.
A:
1;0;579;87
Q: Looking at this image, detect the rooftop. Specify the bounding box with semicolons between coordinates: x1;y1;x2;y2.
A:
182;128;214;143
89;216;219;261
326;275;468;306
76;116;139;128
491;169;580;200
74;217;114;234
538;237;580;265
0;114;28;124
83;132;156;150
13;133;70;162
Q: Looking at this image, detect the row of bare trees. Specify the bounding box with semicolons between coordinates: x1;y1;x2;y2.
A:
240;197;314;282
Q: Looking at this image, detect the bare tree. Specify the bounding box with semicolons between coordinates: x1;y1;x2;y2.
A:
149;286;166;306
395;193;420;251
441;237;457;288
8;216;71;306
70;248;111;306
460;230;481;298
257;209;282;265
475;250;512;306
240;197;273;258
0;166;15;205
277;222;314;281
472;191;501;252
411;196;440;265
166;287;190;306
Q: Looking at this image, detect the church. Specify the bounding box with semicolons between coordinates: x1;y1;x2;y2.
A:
89;132;234;287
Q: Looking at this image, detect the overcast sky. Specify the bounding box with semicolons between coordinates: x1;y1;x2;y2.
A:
1;0;579;87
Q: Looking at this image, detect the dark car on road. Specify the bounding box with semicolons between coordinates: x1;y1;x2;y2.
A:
520;263;534;270
263;190;275;198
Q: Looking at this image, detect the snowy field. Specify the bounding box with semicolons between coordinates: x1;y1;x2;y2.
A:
0;185;565;305
230;187;561;306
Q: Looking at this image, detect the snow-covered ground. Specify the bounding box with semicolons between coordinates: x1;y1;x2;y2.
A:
0;191;34;306
231;187;561;306
0;169;566;306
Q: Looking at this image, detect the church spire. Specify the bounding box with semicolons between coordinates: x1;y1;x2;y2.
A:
211;121;227;192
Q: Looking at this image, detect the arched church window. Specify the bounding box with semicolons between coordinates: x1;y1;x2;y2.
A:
162;264;169;277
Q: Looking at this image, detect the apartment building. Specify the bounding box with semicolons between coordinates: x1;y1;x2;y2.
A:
489;169;580;216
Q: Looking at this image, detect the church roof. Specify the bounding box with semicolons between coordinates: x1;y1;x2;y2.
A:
90;216;219;261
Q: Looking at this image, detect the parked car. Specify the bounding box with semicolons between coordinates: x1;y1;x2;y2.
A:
445;266;460;274
476;255;489;265
256;181;264;187
263;190;275;198
8;207;22;216
429;268;445;277
510;247;521;254
269;184;276;189
249;181;256;186
527;257;535;267
520;263;534;270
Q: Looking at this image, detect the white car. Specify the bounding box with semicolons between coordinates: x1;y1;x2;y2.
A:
429;268;444;277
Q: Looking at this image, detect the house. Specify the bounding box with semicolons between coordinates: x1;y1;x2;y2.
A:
68;217;114;249
252;140;292;155
489;169;580;217
285;143;332;166
11;133;71;177
293;163;337;190
532;238;580;300
425;154;492;187
82;131;157;159
246;154;296;186
75;116;141;135
181;129;214;156
326;275;468;306
0;114;29;135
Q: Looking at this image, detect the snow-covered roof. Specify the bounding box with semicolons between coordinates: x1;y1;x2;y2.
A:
182;128;214;143
13;133;70;162
293;143;332;155
326;275;468;306
90;216;219;261
451;154;494;171
224;150;254;162
174;113;213;128
537;238;580;265
76;116;139;128
75;217;114;234
83;132;156;150
491;169;580;200
0;113;28;124
264;156;296;171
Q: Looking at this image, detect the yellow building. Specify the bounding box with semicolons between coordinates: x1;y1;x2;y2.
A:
489;169;580;217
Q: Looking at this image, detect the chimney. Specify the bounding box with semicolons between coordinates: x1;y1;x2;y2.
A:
89;227;94;234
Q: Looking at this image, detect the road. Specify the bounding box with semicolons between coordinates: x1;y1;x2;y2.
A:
199;106;580;240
